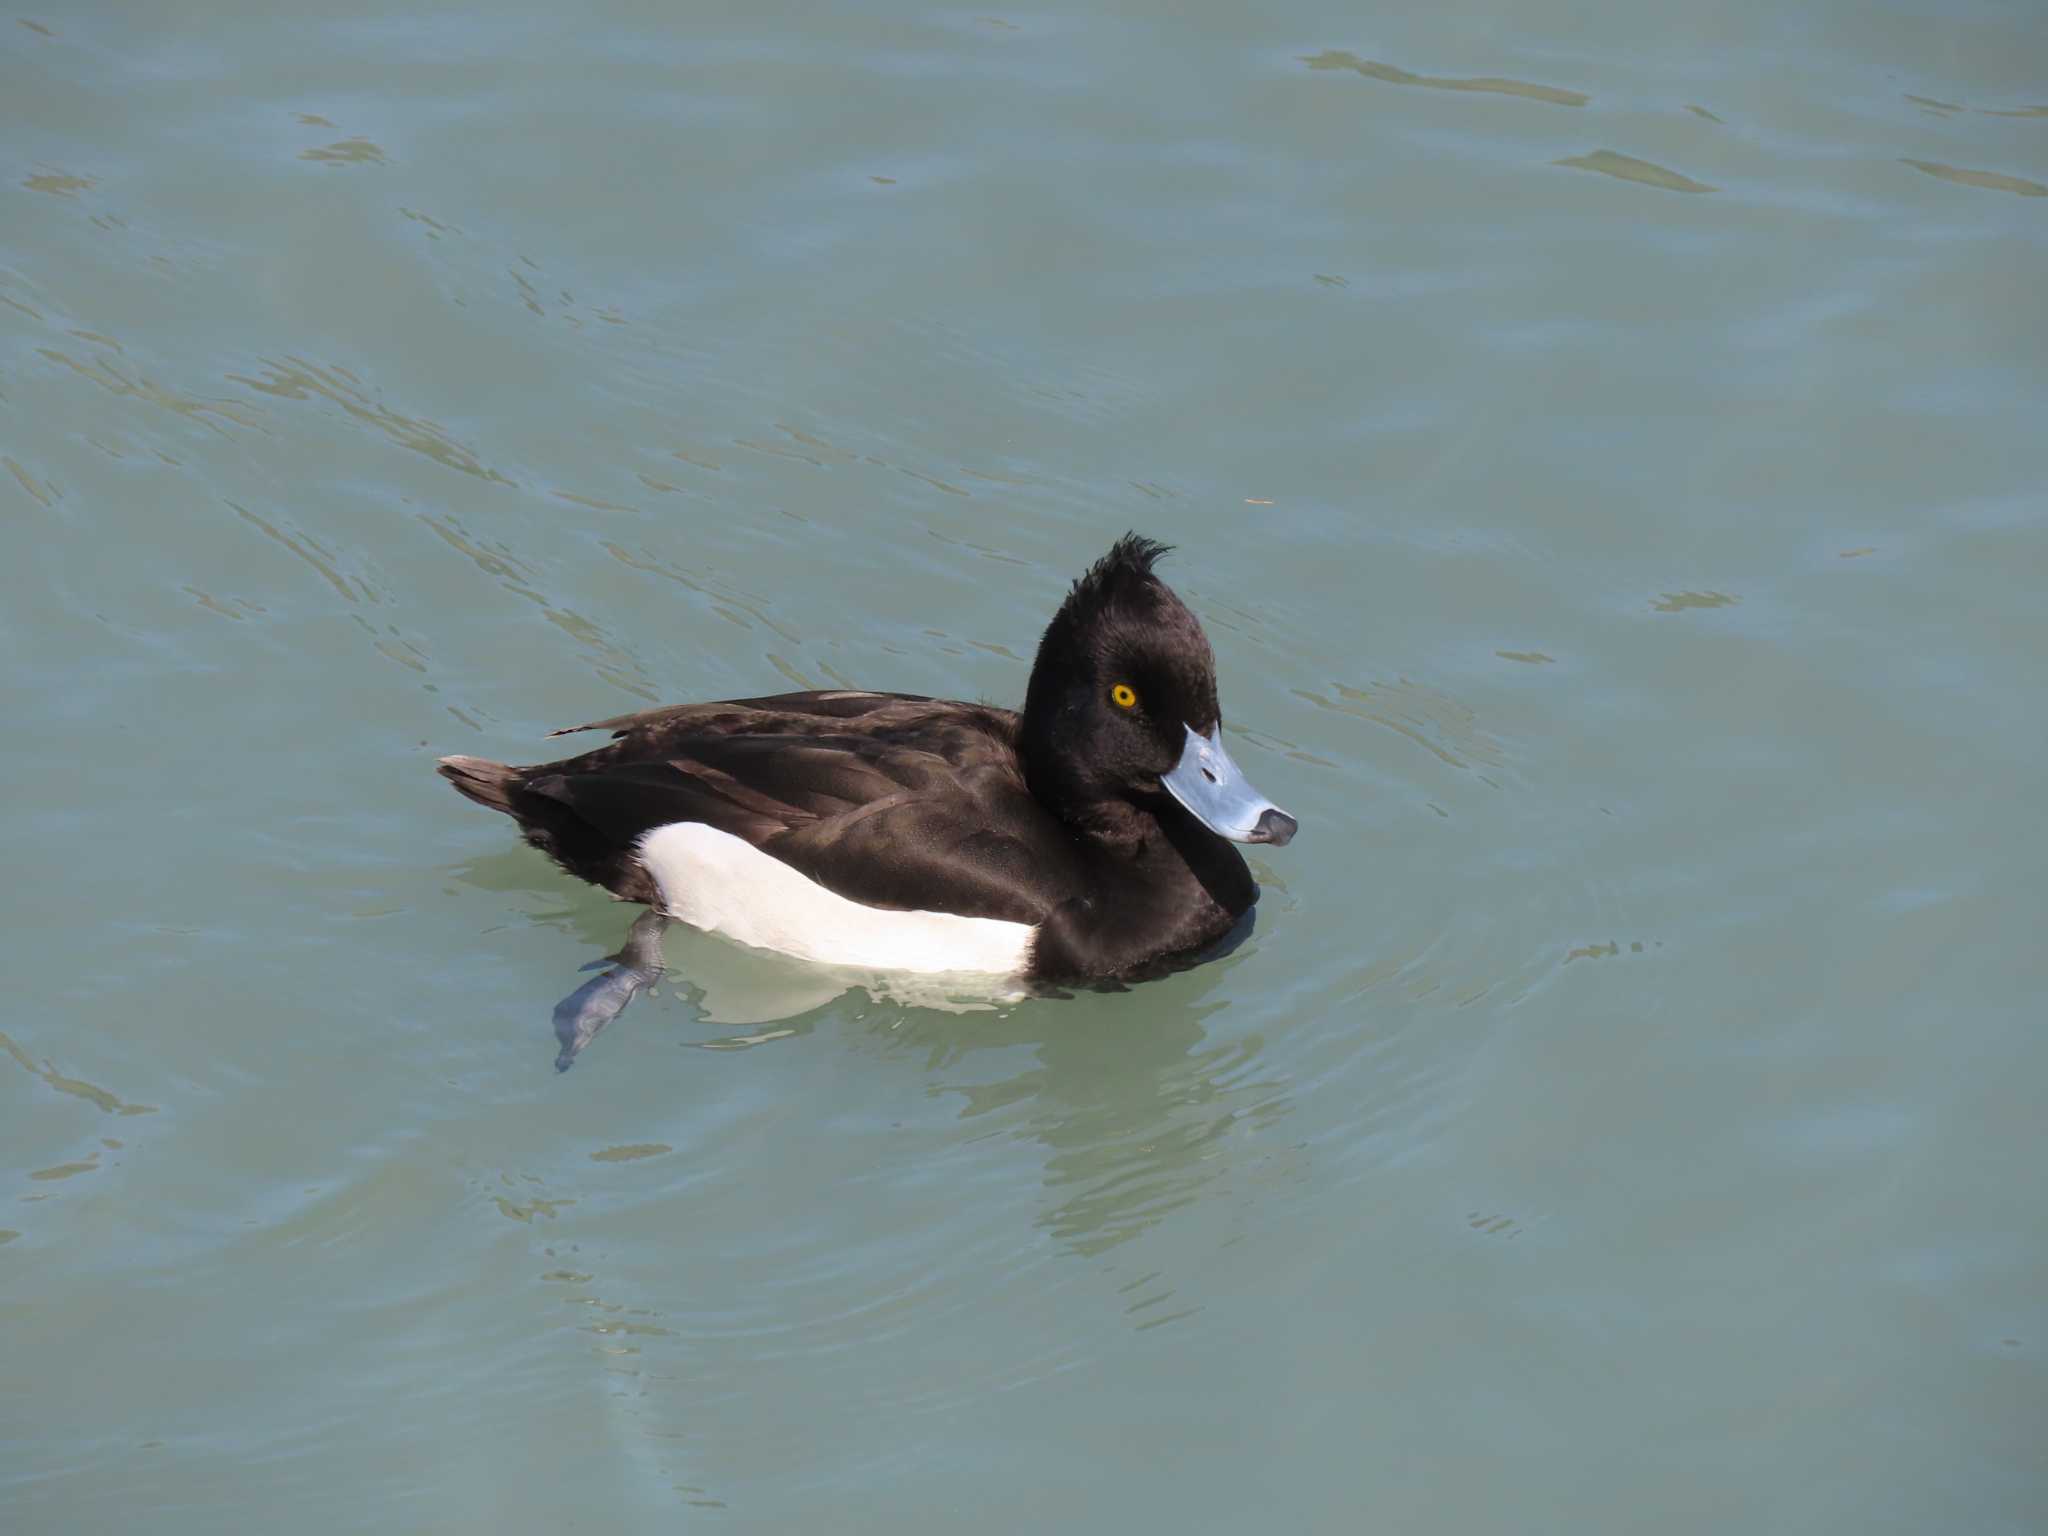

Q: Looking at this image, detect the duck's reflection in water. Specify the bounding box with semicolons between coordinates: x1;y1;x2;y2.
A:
664;907;1290;1263
921;981;1291;1262
456;850;1295;1261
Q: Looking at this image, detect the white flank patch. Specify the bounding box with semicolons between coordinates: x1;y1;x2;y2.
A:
636;822;1035;975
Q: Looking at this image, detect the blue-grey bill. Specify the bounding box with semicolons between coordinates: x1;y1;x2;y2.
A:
1160;724;1298;846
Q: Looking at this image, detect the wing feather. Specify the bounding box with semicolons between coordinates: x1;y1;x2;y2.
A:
516;693;1078;925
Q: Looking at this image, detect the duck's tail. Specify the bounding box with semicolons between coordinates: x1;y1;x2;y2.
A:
437;754;521;815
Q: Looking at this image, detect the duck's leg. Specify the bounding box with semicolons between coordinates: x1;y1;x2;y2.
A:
551;909;671;1071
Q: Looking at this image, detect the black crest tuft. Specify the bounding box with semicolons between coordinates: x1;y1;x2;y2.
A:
1098;530;1173;578
1058;532;1175;626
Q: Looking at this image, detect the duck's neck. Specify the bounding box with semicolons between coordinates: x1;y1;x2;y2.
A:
1017;653;1089;822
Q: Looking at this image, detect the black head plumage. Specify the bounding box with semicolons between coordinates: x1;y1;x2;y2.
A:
1019;533;1224;823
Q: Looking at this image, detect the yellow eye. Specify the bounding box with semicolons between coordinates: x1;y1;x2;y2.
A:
1110;682;1138;710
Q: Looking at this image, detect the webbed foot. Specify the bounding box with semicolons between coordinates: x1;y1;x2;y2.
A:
551;910;671;1071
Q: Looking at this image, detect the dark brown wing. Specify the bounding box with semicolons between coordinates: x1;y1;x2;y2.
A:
516;692;1084;924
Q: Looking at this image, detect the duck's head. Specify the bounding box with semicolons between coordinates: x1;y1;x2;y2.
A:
1020;533;1297;847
